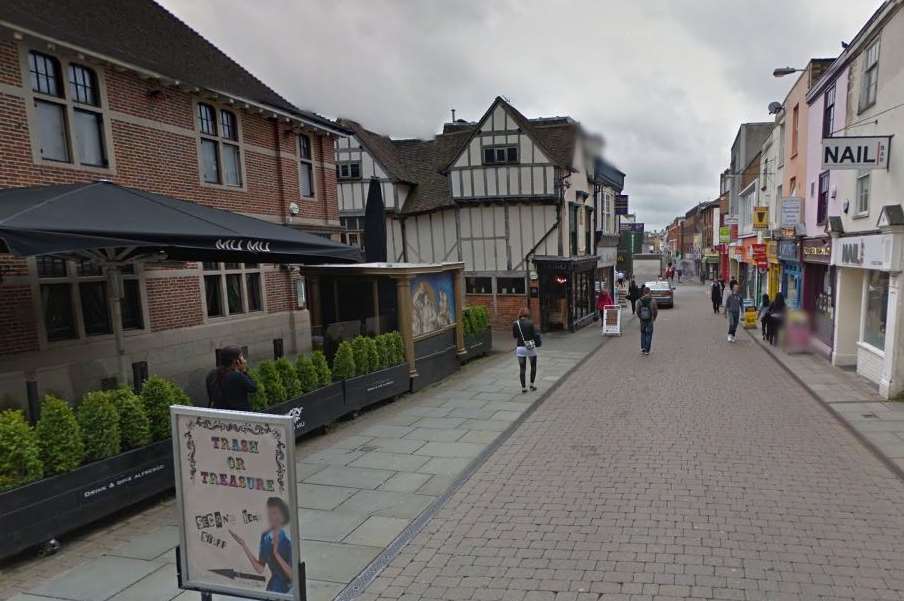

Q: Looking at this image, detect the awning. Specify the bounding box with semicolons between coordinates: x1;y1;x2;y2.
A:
0;181;361;264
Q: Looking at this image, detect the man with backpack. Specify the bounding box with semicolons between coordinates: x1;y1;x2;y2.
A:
637;286;658;355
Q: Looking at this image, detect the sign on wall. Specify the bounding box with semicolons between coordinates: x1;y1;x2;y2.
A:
832;233;900;271
781;197;802;227
614;194;629;215
752;207;769;230
718;226;730;243
822;136;891;170
411;272;455;338
172;407;300;601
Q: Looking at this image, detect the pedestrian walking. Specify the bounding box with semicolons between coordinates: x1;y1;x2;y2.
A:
676;268;682;283
724;283;743;342
616;270;625;288
596;288;613;325
710;280;722;315
628;278;640;314
767;292;786;346
205;345;257;410
513;308;540;393
758;293;770;341
637;286;658;355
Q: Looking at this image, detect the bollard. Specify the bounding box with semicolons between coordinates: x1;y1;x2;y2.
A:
26;380;39;424
132;361;149;394
273;338;284;360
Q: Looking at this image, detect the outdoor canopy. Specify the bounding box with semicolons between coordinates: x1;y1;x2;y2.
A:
0;181;362;264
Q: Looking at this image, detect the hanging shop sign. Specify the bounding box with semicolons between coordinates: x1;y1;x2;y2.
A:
831;233;901;271
752;207;769;230
171;406;301;601
766;241;778;263
753;243;767;269
614;194;629;215
719;226;730;243
778;239;800;262
801;238;832;264
723;215;739;226
821;136;891;170
781;197;802;227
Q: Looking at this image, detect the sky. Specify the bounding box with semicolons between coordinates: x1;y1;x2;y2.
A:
160;0;880;230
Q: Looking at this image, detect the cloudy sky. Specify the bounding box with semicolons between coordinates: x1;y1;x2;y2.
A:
161;0;879;229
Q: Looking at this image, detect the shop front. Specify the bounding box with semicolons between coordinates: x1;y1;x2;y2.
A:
595;242;618;298
801;237;834;355
778;238;802;309
534;256;598;332
703;249;720;281
766;240;780;300
831;228;903;398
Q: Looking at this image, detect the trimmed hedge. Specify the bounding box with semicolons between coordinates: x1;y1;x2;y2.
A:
36;395;84;476
332;341;356;380
78;391;121;462
463;306;489;336
141;376;191;441
0;410;43;490
275;358;302;399
351;336;370;376
311;351;331;388
365;337;381;373
296;354;318;394
247;368;269;411
110;388;151;450
257;361;288;406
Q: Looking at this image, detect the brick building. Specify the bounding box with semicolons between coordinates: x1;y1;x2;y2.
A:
0;0;350;406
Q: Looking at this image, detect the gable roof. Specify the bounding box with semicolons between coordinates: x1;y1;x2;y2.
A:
441;97;579;173
395;130;473;215
337;120;416;183
1;0;345;133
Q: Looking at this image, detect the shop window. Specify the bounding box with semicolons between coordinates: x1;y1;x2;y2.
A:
497;277;525;295
203;263;263;318
28;50;108;167
198;103;243;186
465;277;492;294
37;259;142;342
856;172;870;215
299;134;315;197
862;271;888;350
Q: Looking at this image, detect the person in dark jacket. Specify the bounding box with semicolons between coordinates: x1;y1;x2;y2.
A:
710;280;722;315
637;287;658;355
512;307;539;393
758;293;771;341
767;292;786;346
724;284;743;342
206;345;257;411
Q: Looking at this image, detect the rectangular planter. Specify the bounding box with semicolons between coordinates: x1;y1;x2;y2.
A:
265;381;345;438
0;439;174;560
343;363;411;412
413;330;459;392
460;329;492;363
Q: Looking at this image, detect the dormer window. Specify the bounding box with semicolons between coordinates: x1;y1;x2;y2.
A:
483;145;518;165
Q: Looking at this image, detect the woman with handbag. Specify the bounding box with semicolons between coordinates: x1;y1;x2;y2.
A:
513;307;540;393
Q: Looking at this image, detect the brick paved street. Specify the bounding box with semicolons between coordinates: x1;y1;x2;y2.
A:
358;285;904;601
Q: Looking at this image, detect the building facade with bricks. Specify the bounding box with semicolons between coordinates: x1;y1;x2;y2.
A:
0;0;349;407
334;98;622;331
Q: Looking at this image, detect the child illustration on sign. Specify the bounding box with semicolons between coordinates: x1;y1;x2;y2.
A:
229;497;293;593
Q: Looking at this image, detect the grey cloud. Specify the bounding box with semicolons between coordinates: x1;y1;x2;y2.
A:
159;0;881;228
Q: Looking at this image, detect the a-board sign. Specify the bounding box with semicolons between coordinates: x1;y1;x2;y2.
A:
171;406;300;601
602;305;621;336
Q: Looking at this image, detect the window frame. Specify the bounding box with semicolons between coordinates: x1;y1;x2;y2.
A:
822;85;835;139
859;39;880;113
194;101;247;190
201;262;265;320
22;47;115;172
496;276;527;295
482;145;519;165
790;104;799;158
855;171;871;217
298;133;316;199
465;276;493;294
31;258;147;348
816;170;829;225
337;160;362;180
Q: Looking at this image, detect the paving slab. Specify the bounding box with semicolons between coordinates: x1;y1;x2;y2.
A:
106;563;181;601
416;474;457;496
300;509;369;542
304;465;395;489
29;555;162;601
357;437;426;454
359;424;414;439
416;456;474;475
410;416;466;430
108;526;179;561
335;489;434;518
307;580;344;601
298;483;358;510
342;516;410;547
377;471;432;493
457;430;498;444
414;441;484;458
402;427;466;442
327;434;374;450
301;448;365;466
301;541;382;584
348;451;431;472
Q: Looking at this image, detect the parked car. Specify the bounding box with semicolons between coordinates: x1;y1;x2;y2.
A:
644;280;675;308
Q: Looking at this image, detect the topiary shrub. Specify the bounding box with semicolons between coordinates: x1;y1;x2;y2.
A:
246;368;269;411
311;351;332;387
296;354;318;393
78;391;121;462
36;394;84;475
365;337;381;372
351;336;370;376
463;307;476;336
109;388;151;450
257;361;288;406
0;410;43;490
332;341;356;380
141;376;191;441
275;358;302;399
389;331;405;365
374;334;391;371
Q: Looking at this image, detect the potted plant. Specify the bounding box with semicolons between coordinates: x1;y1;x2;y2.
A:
0;376;189;560
461;305;493;362
339;333;410;412
263;351;344;438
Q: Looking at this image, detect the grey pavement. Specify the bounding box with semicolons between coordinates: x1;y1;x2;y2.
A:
1;320;607;601
355;284;904;601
